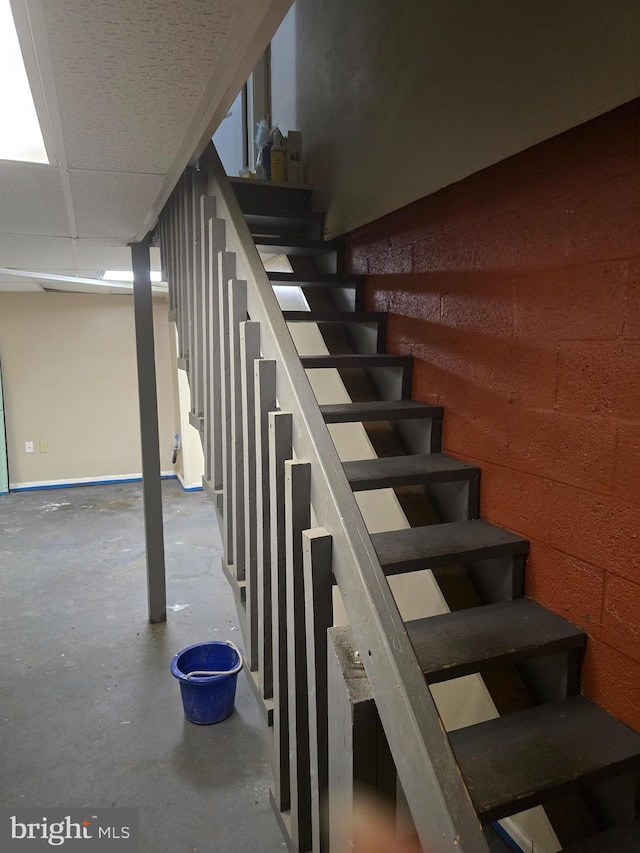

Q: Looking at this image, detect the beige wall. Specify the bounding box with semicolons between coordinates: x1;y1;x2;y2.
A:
271;0;640;237
0;292;177;487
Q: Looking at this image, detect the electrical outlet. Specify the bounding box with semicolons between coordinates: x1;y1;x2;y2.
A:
39;441;48;453
25;441;34;453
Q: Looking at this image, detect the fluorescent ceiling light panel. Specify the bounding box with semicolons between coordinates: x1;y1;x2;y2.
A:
0;0;48;163
103;270;163;282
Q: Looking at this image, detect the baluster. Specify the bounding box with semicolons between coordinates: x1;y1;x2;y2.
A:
180;172;193;372
285;460;312;851
188;171;200;417
255;359;277;704
269;410;293;811
217;250;236;567
229;279;248;583
199;196;217;483
240;322;261;670
184;173;194;390
207;215;225;492
303;528;333;852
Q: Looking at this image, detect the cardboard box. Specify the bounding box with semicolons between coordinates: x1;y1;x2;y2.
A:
286;131;304;184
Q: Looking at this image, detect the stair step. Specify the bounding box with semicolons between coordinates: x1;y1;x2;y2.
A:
244;208;325;231
252;234;339;255
230;177;313;213
300;353;412;370
406;598;586;684
450;695;640;824
372;519;528;575
343;453;478;491
283;310;385;324
562;822;640;853
320;399;443;423
268;271;363;288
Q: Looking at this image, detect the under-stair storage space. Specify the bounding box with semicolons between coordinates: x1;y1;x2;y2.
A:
158;145;640;853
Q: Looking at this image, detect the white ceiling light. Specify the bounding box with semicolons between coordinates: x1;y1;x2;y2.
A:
103;270;164;283
0;0;48;163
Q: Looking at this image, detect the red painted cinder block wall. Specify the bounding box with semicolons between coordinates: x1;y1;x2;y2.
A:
346;99;640;730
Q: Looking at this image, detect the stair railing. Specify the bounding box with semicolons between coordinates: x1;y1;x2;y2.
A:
158;142;488;853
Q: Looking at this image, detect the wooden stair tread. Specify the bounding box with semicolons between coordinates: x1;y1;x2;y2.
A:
343;452;478;491
283;310;385;323
561;822;640;852
244;207;324;225
301;353;411;369
406;598;586;684
252;235;339;255
267;271;363;287
320;399;443;423
372;519;528;574
450;695;640;824
230;177;313;214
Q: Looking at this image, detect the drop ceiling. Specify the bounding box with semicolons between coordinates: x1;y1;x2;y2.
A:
1;0;291;293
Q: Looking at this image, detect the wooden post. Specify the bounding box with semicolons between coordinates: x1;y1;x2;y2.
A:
269;410;293;811
131;238;167;625
285;460;312;851
327;626;397;852
199;195;217;482
206;215;226;490
255;359;277;700
240;321;261;670
303;528;333;852
218;250;236;567
229;279;248;582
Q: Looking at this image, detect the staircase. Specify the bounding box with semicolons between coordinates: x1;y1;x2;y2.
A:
159;148;640;853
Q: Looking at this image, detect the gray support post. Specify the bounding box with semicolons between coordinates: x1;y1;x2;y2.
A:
131;238;166;624
327;626;397;852
285;460;312;851
240;322;261;670
229;279;248;582
255;359;277;700
269;410;293;811
303;528;333;852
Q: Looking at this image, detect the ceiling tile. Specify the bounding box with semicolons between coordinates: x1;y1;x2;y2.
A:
45;0;239;173
73;243;162;271
0;234;75;268
69;170;166;240
0;163;70;236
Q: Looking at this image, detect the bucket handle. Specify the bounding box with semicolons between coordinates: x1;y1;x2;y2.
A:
184;641;244;679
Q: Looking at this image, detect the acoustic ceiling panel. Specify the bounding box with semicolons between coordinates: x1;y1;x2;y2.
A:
0;163;70;236
73;242;162;271
0;234;75;269
45;0;239;174
69;169;166;240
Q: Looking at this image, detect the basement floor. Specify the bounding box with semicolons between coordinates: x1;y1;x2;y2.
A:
0;480;286;852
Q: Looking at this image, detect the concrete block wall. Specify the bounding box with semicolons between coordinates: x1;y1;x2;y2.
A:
346;98;640;730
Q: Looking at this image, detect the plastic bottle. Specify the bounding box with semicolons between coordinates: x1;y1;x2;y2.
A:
270;128;286;183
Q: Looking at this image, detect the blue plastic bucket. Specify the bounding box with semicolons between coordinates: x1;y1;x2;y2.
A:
170;640;243;724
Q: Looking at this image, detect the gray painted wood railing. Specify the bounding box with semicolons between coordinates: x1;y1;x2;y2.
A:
158;143;488;853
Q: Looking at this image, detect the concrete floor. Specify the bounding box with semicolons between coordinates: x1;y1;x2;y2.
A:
0;480;286;852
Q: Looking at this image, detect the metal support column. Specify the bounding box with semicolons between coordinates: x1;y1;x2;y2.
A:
131;237;167;624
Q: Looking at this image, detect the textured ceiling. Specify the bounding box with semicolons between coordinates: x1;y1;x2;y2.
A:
45;0;237;174
0;0;291;292
0;162;69;236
